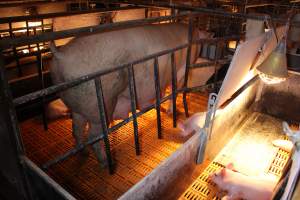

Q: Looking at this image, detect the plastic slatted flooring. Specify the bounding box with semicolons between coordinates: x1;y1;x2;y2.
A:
179;119;291;200
20;92;208;200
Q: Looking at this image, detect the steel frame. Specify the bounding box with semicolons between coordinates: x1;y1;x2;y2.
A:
0;5;264;197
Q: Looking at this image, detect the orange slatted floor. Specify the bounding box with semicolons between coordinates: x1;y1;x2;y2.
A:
20;92;209;200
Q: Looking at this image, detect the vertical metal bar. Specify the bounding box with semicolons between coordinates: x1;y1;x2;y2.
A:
8;22;22;77
170;52;177;128
183;16;193;118
94;78;114;174
0;53;34;199
25;20;30;50
154;57;162;139
145;8;149;18
41;19;46;46
127;65;140;155
33;26;40;51
36;53;48;130
213;42;219;93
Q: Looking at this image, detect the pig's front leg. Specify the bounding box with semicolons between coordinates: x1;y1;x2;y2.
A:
88;122;107;168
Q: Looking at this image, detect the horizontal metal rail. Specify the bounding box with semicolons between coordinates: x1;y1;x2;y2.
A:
12;35;239;107
0;5;141;24
0;12;196;50
116;0;300;27
189;58;232;69
42;81;220;169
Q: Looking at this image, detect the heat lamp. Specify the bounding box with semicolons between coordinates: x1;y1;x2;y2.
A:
256;38;288;84
256;19;290;85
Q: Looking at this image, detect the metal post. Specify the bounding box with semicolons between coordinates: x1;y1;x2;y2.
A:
41;19;46;46
25;20;30;50
213;42;220;93
127;65;140;155
8;22;22;77
36;53;48;130
94;78;114;174
154;57;162;139
145;8;148;18
0;53;33;199
182;16;193;118
170;52;177;128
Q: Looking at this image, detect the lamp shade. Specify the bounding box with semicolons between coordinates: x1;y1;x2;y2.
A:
256;38;288;83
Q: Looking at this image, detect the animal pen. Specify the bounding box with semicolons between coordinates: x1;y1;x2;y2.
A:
0;2;299;200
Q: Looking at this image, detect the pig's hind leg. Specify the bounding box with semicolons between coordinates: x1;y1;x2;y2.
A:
72;112;89;156
72;112;87;147
88;123;107;168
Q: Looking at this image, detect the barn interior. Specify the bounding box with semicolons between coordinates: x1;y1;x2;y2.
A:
1;0;300;200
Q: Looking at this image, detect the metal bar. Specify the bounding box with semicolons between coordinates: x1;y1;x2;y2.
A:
0;6;142;24
189;58;231;69
0;12;195;50
116;0;300;26
153;57;162;139
42;82;217;169
22;156;76;200
182;17;193;118
25;20;31;50
8;22;22;77
170;52;177;128
94;78;114;174
36;53;48;131
0;53;33;199
127;65;140;155
213;42;220;93
41;19;46;46
0;23;52;34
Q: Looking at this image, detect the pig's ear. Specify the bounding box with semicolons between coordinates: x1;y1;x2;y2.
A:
220;168;226;177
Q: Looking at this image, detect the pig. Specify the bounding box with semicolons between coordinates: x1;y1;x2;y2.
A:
178;112;206;137
210;165;276;200
50;23;209;166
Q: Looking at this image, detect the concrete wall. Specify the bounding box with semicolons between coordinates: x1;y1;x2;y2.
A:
254;73;300;123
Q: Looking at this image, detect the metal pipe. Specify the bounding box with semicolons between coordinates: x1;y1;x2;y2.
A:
0;6;142;24
22;156;76;200
154;57;162;139
42;82;217;169
0;53;34;199
0;12;240;50
127;65;140;155
189;58;231;69
171;52;177;128
94;78;114;174
36;53;48;131
116;0;300;26
8;22;22;77
183;17;193;118
0;13;192;50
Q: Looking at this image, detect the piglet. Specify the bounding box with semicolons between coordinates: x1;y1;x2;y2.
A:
178;112;206;137
210;165;276;200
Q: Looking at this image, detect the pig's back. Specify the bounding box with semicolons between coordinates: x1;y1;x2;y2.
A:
56;23;189;80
